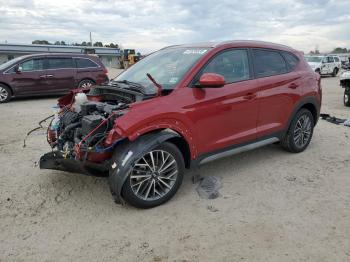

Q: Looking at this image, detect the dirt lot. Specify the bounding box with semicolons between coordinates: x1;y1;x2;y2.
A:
1;72;349;262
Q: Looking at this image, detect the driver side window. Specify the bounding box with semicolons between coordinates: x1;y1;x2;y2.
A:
19;59;44;72
201;49;250;84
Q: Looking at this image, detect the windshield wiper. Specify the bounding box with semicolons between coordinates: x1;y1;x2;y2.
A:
146;73;162;96
111;79;144;88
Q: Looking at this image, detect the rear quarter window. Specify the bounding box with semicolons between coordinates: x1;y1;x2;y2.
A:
76;58;99;68
282;51;299;71
252;49;287;78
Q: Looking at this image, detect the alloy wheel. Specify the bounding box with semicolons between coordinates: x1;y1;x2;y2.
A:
0;87;8;102
81;81;93;88
293;114;312;148
129;150;178;201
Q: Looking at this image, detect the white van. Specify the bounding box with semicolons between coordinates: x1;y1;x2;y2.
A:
304;55;341;76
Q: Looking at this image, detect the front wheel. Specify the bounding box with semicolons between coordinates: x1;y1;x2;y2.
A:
120;142;184;208
344;89;350;107
282;109;314;153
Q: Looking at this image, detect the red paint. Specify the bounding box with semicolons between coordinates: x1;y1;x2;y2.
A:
199;73;225;87
113;41;321;160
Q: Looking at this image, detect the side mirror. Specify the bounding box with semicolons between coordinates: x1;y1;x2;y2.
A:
197;73;225;88
15;65;22;73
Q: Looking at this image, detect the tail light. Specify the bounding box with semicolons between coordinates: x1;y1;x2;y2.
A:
103;68;108;75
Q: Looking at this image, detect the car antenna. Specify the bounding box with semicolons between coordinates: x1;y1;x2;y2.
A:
146;73;162;96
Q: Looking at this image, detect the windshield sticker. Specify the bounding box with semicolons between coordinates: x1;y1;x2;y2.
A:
169;77;179;84
183;49;207;55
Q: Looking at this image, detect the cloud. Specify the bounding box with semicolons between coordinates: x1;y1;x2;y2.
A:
0;0;349;53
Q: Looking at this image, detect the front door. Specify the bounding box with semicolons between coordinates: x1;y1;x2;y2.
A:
185;49;259;154
11;58;48;95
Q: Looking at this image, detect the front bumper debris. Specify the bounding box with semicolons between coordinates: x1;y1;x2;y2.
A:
39;151;108;177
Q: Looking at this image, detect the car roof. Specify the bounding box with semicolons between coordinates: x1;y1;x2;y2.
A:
164;40;298;52
13;53;96;59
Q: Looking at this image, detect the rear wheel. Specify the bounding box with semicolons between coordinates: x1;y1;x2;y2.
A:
0;84;11;103
332;68;339;77
282;109;314;153
78;79;95;88
344;89;350;107
121;142;184;208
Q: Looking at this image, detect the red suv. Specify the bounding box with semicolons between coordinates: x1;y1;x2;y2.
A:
39;41;321;208
0;53;108;103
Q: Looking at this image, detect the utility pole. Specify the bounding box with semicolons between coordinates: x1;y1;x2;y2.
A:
90;32;93;46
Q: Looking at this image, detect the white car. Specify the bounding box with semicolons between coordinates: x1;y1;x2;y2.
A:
304;55;341;76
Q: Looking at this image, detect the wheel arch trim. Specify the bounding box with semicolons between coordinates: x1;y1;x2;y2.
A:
108;129;184;203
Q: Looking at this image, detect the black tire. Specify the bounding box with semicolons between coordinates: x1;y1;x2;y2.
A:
282;109;314;153
0;84;11;103
332;68;338;77
120;142;184;208
344;90;350;107
78;79;95;88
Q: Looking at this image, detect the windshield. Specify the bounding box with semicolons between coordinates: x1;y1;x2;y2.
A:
304;56;323;63
0;57;23;71
113;47;210;92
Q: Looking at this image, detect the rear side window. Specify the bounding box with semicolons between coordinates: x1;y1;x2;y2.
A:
20;59;45;72
282;51;299;71
201;49;250;83
47;58;74;69
253;49;287;78
327;56;334;63
76;58;99;68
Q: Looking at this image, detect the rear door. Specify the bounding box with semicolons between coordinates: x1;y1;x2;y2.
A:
253;49;302;137
45;57;76;93
327;56;335;73
11;58;47;95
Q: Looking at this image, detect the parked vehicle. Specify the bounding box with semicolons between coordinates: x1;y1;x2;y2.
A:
39;41;322;208
304;55;341;76
0;53;109;103
340;70;350;106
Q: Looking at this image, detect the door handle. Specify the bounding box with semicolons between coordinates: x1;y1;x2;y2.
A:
46;74;54;78
288;83;298;89
39;75;47;78
243;92;256;100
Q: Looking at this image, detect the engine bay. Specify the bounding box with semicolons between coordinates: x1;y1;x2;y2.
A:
47;85;153;163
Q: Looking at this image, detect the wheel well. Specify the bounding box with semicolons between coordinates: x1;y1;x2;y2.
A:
0;82;13;95
136;128;192;169
166;136;191;169
300;103;317;125
78;78;95;86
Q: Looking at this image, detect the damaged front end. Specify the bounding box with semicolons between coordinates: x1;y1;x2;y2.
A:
39;84;155;176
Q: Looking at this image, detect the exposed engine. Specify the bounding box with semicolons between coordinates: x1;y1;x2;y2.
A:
47;85;153;162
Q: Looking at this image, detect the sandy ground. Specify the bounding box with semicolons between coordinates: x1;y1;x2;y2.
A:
0;71;350;262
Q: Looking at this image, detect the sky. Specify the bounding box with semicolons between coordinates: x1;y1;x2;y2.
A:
0;0;350;54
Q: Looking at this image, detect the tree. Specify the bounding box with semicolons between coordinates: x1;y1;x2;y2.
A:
32;40;51;45
60;41;66;46
331;47;348;54
104;43;119;48
93;41;103;47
